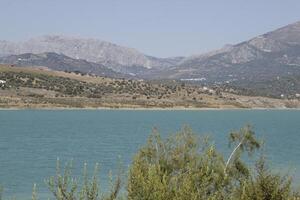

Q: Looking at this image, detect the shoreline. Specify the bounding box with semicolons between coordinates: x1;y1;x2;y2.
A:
1;106;300;111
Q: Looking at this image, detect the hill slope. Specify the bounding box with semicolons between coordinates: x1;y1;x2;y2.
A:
1;65;298;108
0;52;131;78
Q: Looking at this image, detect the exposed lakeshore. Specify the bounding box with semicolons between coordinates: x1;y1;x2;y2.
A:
1;104;300;111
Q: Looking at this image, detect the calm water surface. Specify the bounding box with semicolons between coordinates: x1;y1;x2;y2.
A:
0;110;300;198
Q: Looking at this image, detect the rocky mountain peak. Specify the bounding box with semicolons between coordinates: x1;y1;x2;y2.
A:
0;35;184;71
262;20;300;46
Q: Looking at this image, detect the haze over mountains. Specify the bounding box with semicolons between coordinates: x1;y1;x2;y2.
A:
164;21;300;80
0;35;183;73
0;21;300;97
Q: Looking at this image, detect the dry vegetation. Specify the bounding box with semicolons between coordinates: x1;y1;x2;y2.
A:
0;65;299;109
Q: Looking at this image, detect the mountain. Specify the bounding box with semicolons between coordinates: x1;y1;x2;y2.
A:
0;21;300;97
152;21;300;97
0;35;184;73
160;21;300;78
0;52;131;78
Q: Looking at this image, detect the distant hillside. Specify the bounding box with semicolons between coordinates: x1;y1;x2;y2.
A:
170;21;300;76
0;35;184;73
1;65;297;108
0;52;131;78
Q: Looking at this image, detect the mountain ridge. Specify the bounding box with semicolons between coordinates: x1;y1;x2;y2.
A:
0;35;184;72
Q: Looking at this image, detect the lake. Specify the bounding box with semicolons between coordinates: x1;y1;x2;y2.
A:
0;109;300;199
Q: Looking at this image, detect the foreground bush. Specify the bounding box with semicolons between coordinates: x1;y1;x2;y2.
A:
127;126;298;200
44;160;123;200
234;158;298;200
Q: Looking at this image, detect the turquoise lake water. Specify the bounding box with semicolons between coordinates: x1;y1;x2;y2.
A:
0;110;300;198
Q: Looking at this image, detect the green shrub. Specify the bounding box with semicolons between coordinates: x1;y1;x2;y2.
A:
128;126;228;200
45;159;122;200
234;157;297;200
127;125;297;200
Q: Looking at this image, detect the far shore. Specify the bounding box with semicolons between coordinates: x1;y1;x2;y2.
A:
1;106;299;111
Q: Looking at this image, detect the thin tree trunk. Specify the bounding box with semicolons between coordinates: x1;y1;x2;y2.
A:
224;138;244;174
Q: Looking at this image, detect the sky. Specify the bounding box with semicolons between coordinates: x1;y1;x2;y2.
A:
1;0;300;57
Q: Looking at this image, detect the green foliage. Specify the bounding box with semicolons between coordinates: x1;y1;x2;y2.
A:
128;125;298;200
225;125;261;177
45;159;122;200
229;125;261;154
128;126;229;200
234;157;297;200
46;160;78;200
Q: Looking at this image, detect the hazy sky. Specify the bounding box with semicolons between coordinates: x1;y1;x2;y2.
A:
1;0;300;57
